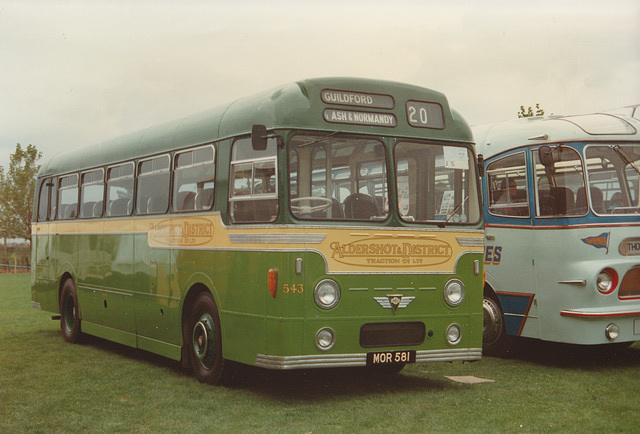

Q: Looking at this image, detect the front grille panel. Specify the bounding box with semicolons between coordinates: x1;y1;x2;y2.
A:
619;266;640;299
360;322;426;348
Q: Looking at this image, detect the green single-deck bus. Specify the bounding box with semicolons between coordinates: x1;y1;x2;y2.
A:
32;78;484;384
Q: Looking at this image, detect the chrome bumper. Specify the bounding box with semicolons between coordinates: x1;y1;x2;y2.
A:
254;347;482;370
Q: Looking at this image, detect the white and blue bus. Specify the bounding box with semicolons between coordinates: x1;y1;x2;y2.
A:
475;112;640;355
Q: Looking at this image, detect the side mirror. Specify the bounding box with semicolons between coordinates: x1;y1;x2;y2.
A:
477;154;484;177
538;145;554;167
251;125;268;151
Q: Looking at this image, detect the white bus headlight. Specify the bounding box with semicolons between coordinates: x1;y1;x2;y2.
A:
605;323;620;342
597;268;617;294
444;279;465;307
316;327;336;350
446;323;462;345
314;279;341;309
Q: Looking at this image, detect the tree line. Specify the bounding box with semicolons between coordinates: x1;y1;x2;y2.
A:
0;144;41;243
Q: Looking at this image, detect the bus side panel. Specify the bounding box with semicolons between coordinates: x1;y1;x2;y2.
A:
263;250;305;359
31;225;58;312
214;249;268;365
132;232;181;354
484;225;539;339
55;226;79;306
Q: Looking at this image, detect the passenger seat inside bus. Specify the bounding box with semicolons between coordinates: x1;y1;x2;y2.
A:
108;198;131;216
539;187;574;216
231;199;278;222
575;186;605;214
176;191;196;211
195;188;214;210
344;193;379;220
146;196;167;214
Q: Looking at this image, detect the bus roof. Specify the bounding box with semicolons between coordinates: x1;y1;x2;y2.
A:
474;112;640;160
39;77;473;177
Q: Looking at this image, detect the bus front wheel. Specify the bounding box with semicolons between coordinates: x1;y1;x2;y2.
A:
59;278;83;343
483;291;511;357
187;292;227;385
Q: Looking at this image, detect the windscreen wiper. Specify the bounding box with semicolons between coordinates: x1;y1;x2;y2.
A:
299;131;342;147
438;195;469;228
610;145;640;176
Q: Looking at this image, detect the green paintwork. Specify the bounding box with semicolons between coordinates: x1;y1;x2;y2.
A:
31;78;483;368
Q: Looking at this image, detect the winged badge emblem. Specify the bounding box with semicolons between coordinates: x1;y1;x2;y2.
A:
374;294;415;314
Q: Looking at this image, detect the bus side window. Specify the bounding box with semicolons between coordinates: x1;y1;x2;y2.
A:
137;155;170;215
486;152;529;218
80;168;105;218
173;145;215;212
57;174;79;220
229;137;278;223
533;146;585;217
106;162;134;217
37;178;53;222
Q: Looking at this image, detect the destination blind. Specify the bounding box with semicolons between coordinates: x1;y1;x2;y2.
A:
323;109;397;128
321;89;394;109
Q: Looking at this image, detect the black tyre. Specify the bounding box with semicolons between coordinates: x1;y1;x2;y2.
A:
482;291;511;357
59;278;83;343
187;292;227;384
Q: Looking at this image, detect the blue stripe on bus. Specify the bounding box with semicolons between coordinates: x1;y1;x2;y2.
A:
496;292;535;336
485;213;639;227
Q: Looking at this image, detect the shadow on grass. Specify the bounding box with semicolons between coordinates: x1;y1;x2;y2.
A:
44;329;455;401
500;337;640;370
220;363;453;402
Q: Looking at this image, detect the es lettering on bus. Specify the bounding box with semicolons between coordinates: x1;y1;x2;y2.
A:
282;283;304;294
484;246;502;265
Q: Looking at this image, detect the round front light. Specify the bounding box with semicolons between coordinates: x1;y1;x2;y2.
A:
316;327;335;350
314;279;341;309
597;268;618;294
446;323;462;345
444;279;465;307
605;323;620;342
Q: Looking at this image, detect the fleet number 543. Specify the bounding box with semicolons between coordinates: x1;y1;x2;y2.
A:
282;283;304;294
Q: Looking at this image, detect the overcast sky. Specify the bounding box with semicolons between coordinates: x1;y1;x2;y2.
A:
1;0;639;170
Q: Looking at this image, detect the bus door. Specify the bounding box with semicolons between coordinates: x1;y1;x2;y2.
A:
33;177;56;307
131;154;178;352
485;151;537;338
531;144;587;341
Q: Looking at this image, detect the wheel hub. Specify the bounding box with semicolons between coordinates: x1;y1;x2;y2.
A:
192;314;216;367
483;297;503;345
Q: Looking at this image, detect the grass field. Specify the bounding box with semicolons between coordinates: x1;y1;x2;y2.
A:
1;273;639;432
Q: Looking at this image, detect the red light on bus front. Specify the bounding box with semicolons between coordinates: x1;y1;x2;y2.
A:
268;268;278;298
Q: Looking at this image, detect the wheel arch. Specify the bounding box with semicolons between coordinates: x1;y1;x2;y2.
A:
180;281;216;368
58;272;75;313
484;281;501;302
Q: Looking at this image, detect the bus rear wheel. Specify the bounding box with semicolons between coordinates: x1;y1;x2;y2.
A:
483;291;511;357
59;278;83;343
187;292;227;385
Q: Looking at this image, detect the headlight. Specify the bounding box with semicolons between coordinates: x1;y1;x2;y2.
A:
314;279;341;309
446;323;462;345
597;268;618;294
444;279;465;307
605;323;620;341
316;327;336;350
